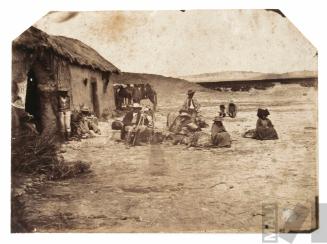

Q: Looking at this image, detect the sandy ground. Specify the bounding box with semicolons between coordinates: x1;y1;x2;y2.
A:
22;83;318;232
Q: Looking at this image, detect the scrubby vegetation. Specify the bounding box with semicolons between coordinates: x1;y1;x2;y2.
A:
11;133;91;232
11;133;90;180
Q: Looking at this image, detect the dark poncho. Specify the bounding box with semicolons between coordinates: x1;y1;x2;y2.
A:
211;123;231;147
254;118;278;140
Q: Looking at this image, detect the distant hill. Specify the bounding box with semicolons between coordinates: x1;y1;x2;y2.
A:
111;72;206;97
180;70;318;83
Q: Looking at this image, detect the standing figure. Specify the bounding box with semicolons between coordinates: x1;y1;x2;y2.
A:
57;88;71;140
211;116;231;147
114;84;124;110
132;85;142;103
181;89;201;118
125;84;133;106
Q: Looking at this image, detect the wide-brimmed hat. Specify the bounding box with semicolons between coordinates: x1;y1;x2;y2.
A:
213;116;223;122
80;105;90;112
180;112;191;117
132;103;142;108
187;89;195;95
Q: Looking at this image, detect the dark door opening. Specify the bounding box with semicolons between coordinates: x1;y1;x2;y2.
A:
25;69;42;132
91;81;100;117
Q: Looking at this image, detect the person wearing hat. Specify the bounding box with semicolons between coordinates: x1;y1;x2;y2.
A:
211;116;231;147
121;103;143;144
58;88;71;140
253;108;278;140
168;109;193;134
74;105;91;138
122;103;142;126
143;106;154;128
83;105;101;136
73;105;101;139
181;89;201;117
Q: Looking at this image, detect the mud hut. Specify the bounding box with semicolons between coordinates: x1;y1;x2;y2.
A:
12;26;120;135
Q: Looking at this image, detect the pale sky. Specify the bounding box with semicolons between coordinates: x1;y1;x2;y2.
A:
34;10;317;77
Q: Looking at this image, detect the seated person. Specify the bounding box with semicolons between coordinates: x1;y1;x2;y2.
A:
253;108;278;140
172;127;191;145
143;106;154;128
75;106;101;138
168;110;193;134
121;103;152;145
227;100;237;118
219;104;226;117
211;116;231;147
87;116;101;135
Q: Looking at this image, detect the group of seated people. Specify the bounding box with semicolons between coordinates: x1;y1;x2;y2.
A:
167;106;278;148
117;88;278;148
167;109;232;148
219;101;237;118
166;89;232;147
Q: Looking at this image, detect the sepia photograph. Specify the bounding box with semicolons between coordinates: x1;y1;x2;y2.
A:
11;10;318;233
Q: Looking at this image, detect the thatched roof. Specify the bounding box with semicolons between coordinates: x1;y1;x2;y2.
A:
13;26;120;74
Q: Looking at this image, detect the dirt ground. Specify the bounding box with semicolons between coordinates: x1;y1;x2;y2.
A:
21;83;318;232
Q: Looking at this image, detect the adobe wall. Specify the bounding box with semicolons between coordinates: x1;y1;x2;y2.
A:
69;65;115;117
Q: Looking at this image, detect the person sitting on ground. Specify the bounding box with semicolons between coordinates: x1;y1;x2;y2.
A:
172;127;192;145
211;116;231;147
168;110;193;134
75;106;101;139
168;110;201;145
137;106;155;144
121;103;153;145
253;108;278;140
121;103;142;142
227;100;237;118
86;112;101;135
143;106;154;128
219;104;226;117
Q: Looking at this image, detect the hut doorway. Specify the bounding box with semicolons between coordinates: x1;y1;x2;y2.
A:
25;69;42;132
90;80;100;117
